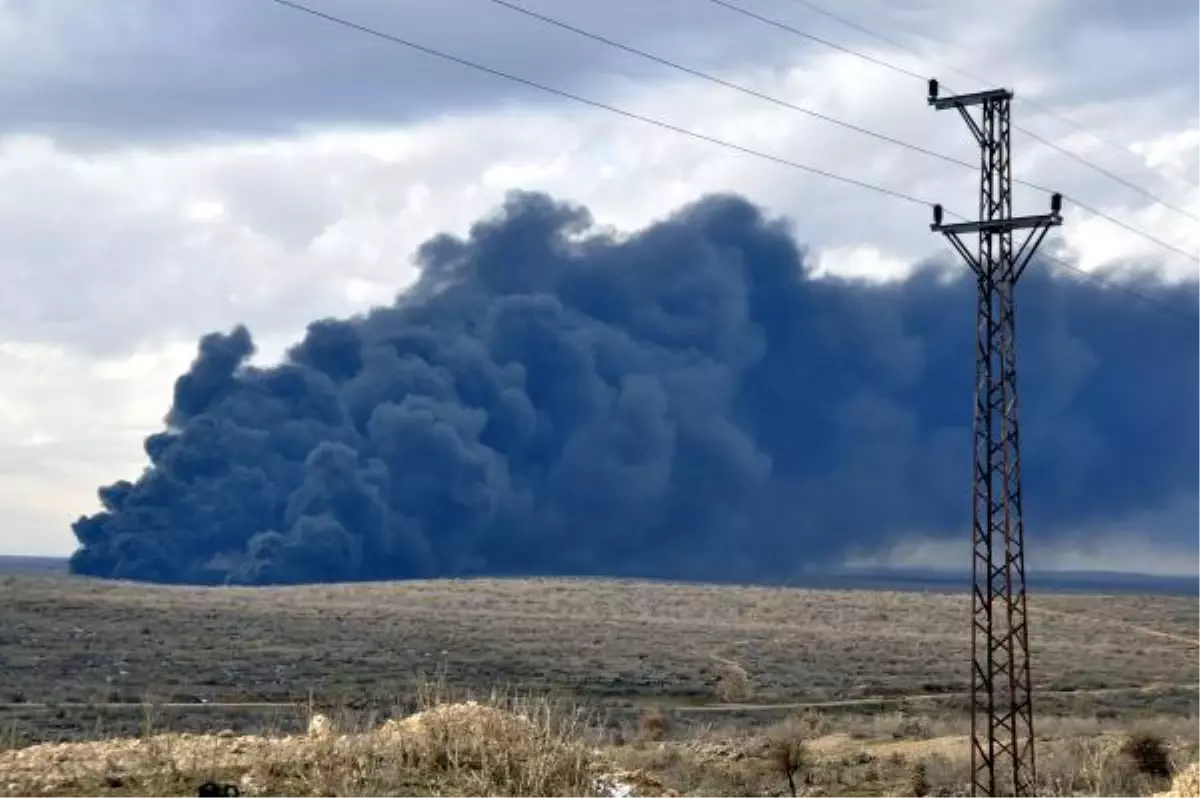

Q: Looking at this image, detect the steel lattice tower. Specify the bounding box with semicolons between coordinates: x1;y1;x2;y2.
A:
927;80;1062;797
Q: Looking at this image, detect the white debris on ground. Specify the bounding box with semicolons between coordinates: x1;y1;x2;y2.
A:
593;772;637;797
591;768;679;797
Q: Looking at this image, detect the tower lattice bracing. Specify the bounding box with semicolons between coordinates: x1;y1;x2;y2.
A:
927;80;1063;797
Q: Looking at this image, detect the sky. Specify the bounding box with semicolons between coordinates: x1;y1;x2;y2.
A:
0;0;1197;571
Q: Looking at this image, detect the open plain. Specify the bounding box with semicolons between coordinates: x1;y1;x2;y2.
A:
1;574;1197;795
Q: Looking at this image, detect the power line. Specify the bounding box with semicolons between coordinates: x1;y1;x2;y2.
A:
1017;126;1199;222
1040;253;1200;327
779;0;1200;190
702;0;926;81
266;0;935;210
705;0;1200;228
483;0;979;172
939;206;1198;327
1060;194;1197;263
484;0;1196;263
782;0;967;78
1020;109;1198;189
263;0;1197;330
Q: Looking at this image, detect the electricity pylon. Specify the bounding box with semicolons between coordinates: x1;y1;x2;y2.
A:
927;78;1062;797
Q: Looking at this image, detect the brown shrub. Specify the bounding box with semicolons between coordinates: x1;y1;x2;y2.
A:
1123;732;1173;780
767;720;809;798
371;693;599;795
638;708;670;742
713;661;753;704
906;760;930;797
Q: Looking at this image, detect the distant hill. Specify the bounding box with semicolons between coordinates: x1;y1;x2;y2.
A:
785;566;1199;597
0;554;1193;595
0;555;69;575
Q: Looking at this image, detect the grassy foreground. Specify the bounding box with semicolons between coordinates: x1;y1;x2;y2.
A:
1;684;1197;797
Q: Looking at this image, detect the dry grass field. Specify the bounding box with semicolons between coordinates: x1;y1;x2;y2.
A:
1;574;1197;795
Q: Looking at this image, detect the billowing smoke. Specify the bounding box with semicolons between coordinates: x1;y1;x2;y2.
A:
69;192;1199;584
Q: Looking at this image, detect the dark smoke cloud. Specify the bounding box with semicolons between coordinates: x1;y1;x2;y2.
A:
69;192;1199;584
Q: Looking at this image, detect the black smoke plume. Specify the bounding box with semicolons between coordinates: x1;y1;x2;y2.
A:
70;192;1199;584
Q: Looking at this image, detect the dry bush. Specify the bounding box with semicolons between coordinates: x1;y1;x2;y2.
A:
1124;732;1174;780
1037;736;1159;797
767;719;809;797
374;695;597;796
906;760;930;797
713;660;753;704
638;708;670;742
889;713;934;740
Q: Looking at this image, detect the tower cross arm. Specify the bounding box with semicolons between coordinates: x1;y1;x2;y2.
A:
931;213;1062;236
927;80;1013;143
929;87;1013;110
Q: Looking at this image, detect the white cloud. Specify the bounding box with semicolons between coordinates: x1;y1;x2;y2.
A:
0;0;1195;560
845;492;1200;577
1129;128;1200;178
845;534;1200;578
811;244;911;282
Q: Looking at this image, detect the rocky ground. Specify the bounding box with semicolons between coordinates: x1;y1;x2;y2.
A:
2;699;1197;797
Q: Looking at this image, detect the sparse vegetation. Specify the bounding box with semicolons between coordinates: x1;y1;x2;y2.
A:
1;575;1196;795
0;689;602;797
1;688;1197;797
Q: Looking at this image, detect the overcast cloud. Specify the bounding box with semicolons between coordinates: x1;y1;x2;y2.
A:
0;0;1195;568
